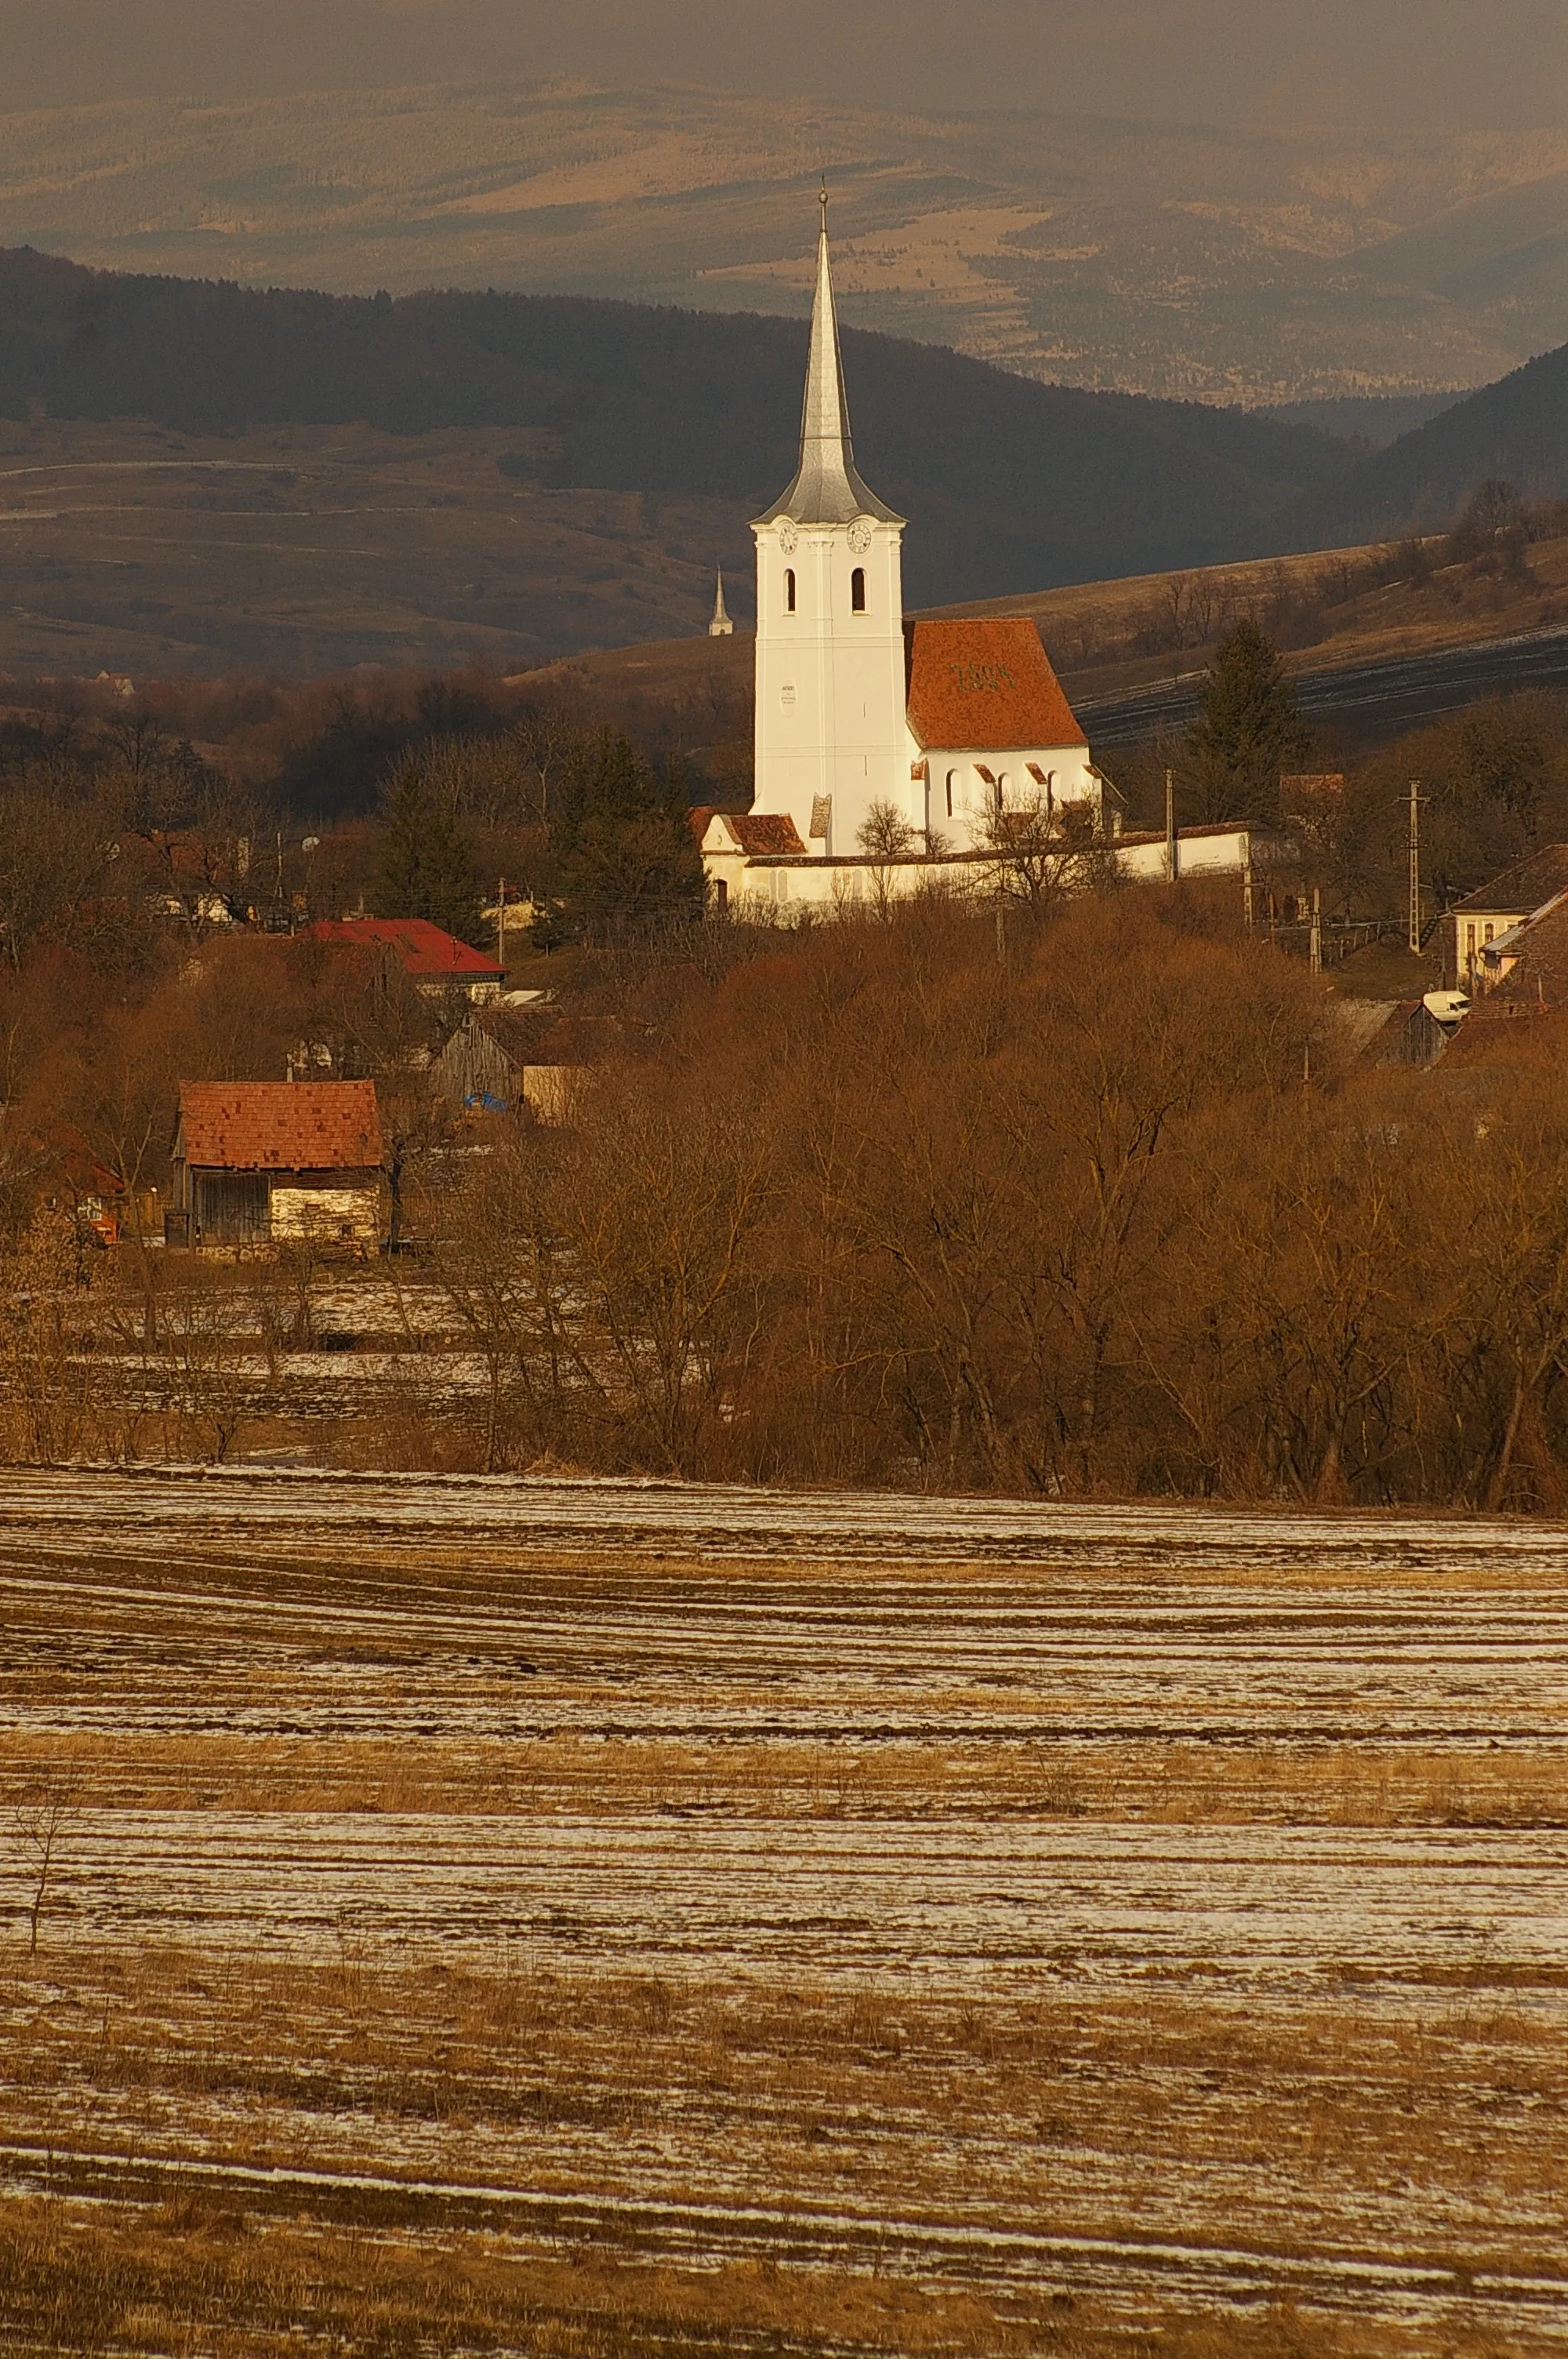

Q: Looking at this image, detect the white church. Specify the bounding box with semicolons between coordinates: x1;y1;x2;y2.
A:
699;199;1256;912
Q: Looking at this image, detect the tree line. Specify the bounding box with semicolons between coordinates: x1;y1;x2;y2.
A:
397;894;1568;1507
13;888;1565;1507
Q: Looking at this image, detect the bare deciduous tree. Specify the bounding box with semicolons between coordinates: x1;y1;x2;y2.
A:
11;1778;71;1957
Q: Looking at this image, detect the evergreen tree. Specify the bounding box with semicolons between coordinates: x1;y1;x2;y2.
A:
535;729;704;943
377;761;484;943
1185;620;1312;823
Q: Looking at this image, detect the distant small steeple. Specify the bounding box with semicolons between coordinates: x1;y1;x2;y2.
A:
709;566;734;636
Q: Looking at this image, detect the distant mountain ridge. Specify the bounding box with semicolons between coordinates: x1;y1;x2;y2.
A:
1286;340;1568;548
0;244;1359;608
0;85;1556;404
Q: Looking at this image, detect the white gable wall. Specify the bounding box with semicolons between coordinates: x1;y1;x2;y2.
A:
920;740;1102;850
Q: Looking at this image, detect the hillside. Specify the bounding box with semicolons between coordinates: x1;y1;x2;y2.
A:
0;416;750;679
0;246;1364;673
512;527;1568;778
1289;340;1568;545
0;82;1559;404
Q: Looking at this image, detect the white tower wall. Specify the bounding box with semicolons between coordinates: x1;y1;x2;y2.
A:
749;200;917;859
753;519;910;855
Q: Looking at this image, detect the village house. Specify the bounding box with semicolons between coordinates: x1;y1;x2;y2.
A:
1443;846;1568;988
1357;997;1464;1069
171;1081;383;1250
1472;885;1568;1002
307;916;506;1001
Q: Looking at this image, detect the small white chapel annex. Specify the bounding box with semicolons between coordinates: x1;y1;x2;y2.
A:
699;195;1258;915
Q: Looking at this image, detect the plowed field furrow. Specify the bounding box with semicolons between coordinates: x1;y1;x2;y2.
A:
2;1467;1566;2357
5;1464;1568;1572
3;1813;1566;1984
6;2139;1568;2328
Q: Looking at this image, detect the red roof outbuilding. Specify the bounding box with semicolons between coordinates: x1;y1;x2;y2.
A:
725;812;808;856
176;1081;383;1172
905;617;1087;753
307;917;503;980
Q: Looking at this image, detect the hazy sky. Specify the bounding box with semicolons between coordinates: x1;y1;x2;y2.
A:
2;0;1563;126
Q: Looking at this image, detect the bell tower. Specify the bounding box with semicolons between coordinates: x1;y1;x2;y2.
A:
750;194;912;857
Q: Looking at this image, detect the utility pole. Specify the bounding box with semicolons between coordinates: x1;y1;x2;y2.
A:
1309;884;1322;975
1407;778;1423;954
1243;857;1254;932
1164;769;1177;882
496;877;506;974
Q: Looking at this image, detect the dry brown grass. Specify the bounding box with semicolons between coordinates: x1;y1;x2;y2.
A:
0;2197;1044;2359
3;1942;1559;2354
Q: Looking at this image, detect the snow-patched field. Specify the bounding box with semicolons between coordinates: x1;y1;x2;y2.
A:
1;1468;1566;2356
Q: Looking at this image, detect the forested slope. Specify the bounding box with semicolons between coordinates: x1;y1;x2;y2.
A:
0;245;1359;605
1287;337;1568;546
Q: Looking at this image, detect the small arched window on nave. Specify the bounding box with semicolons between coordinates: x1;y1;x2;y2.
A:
784;569;797;612
850;566;866;612
945;769;957;819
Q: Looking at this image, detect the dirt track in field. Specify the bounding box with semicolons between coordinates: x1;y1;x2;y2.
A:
1;1469;1566;2357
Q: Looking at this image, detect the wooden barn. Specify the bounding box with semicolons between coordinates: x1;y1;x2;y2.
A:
431;1011;588;1124
172;1081;383;1249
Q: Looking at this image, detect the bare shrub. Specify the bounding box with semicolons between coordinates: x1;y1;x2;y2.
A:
0;1201;100;1464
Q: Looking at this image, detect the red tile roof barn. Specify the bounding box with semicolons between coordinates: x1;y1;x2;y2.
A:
178;1081;382;1171
306;917;503;979
905;619;1087;753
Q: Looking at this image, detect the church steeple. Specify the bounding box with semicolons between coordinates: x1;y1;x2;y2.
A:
754;190;902;530
708;566;734;636
748;191;912;858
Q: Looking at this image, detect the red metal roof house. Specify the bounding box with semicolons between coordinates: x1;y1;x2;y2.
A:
307;918;505;1000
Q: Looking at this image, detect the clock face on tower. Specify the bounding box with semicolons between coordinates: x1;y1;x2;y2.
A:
847;517;874;554
778;522;798;554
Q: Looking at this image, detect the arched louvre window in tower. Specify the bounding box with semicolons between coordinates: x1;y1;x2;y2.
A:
851;568;866;612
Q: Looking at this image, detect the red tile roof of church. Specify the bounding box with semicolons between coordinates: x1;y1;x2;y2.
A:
177;1081;382;1171
905;618;1087;753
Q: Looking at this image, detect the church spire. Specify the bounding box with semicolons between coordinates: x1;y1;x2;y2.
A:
753;189;902;529
708;565;733;635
